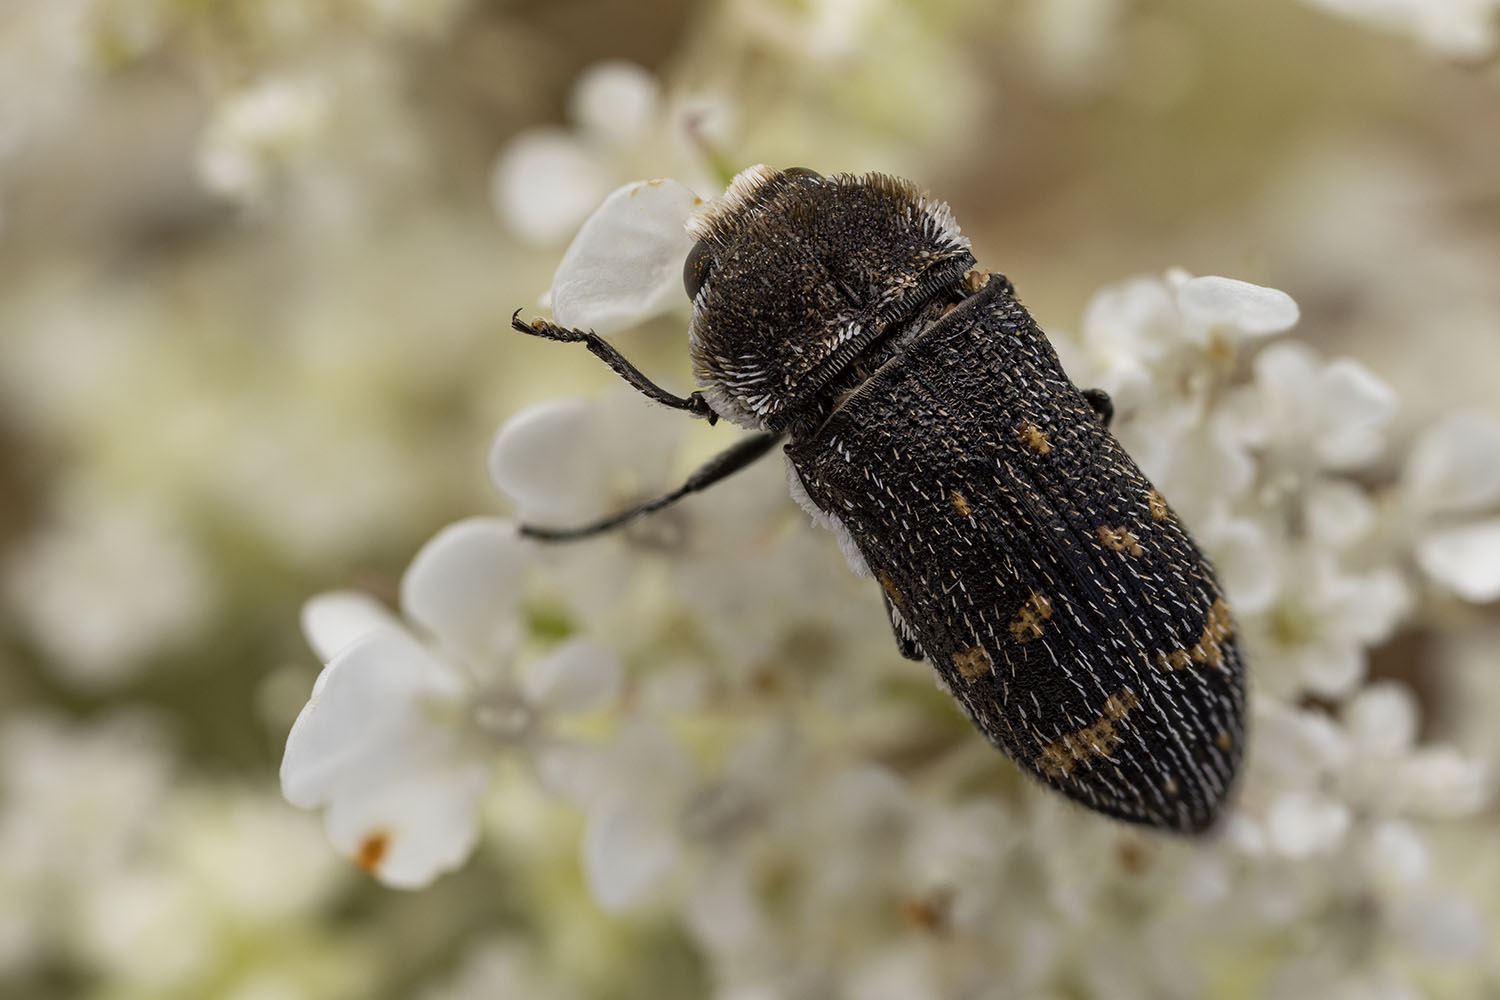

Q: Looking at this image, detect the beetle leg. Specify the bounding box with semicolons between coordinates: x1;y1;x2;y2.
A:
883;593;925;661
520;431;783;542
511;311;718;425
1083;388;1113;428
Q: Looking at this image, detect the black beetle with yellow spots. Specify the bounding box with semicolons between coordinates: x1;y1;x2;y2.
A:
513;165;1245;834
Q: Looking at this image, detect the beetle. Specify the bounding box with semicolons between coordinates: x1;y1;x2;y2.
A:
512;165;1244;833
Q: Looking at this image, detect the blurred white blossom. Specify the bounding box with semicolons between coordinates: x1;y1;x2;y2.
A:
197;77;329;206
491;60;720;246
281;517;620;888
4;480;216;689
1302;0;1500;58
419;935;582;1000
0;713;369;998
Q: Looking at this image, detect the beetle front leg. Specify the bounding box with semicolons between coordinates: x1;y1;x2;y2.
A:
512;312;718;424
520;431;783;542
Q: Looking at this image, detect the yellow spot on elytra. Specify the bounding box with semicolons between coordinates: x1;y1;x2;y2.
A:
953;645;990;681
1036;688;1140;778
355;831;389;874
1097;525;1144;557
949;489;972;517
964;267;991;292
1215;729;1233;752
1155;598;1235;673
878;569;905;611
1147;490;1169;521
1009;590;1053;643
1019;422;1052;455
1164;777;1181;797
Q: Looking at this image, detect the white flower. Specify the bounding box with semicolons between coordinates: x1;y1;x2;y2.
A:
1395;411;1500;602
197;77;329;205
1301;0;1500;58
0;713;173;973
570;59;663;146
490;60;718;249
1243;685;1489;856
280;517;620;888
73;787;355;995
1401;411;1500;516
1245;548;1410;699
419;935;582;1000
1223;340;1398;474
490;128;616;247
1058;270;1299;415
3;479;216;690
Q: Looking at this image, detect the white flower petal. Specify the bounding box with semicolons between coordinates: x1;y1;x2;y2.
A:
1265;790;1350;857
301;590;399;664
1325;564;1411;645
1177;276;1300;338
280;629;467;810
1389;895;1487;962
322;759;490;889
1363;819;1428;889
584;796;680;910
1315;359;1397;468
1251;698;1350;783
1417;519;1500;602
1402;412;1500;515
488;398;608;523
685;861;761;951
521;637;621;714
1080;276;1181;358
1205;518;1279;615
549;178;700;335
400;518;528;665
1304;479;1377;549
1294;636;1367;699
1345;682;1418;756
530;741;611;807
489;128;612;246
1393;747;1490;817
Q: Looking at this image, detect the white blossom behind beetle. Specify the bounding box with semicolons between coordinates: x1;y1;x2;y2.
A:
1301;0;1500;58
490;61;725;248
280;517;620;888
1395;411;1500;602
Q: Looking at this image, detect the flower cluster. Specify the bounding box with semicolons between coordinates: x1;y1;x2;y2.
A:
5;3;1499;998
280;176;1498;999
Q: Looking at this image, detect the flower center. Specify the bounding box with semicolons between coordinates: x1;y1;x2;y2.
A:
469;689;537;745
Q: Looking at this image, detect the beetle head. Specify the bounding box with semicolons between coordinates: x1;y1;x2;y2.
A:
685;165;975;432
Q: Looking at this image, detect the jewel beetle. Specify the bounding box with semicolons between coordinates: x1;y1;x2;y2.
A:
512;165;1244;833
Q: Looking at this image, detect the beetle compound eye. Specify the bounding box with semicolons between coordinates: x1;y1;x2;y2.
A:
684;240;715;300
783;166;822;181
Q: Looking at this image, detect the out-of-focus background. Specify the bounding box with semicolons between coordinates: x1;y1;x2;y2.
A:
2;2;1499;999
